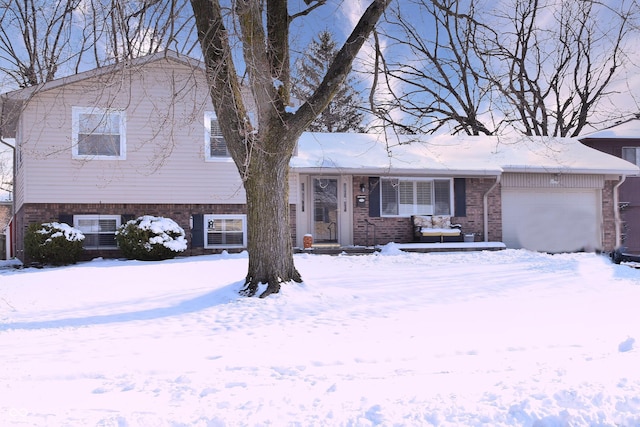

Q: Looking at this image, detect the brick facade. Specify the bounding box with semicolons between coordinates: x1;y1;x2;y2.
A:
602;180;617;250
14;203;297;262
351;176;502;246
11;176;619;262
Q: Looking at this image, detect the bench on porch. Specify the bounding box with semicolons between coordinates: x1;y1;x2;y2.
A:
412;215;464;243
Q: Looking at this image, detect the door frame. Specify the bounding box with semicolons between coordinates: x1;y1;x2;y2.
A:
296;174;353;248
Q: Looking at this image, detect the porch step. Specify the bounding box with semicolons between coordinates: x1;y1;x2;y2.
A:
294;242;506;255
311;242;341;249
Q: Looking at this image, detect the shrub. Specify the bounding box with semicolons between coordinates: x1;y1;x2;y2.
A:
116;215;187;261
24;222;85;266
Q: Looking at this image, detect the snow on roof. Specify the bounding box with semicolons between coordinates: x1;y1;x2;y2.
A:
292;132;640;176
581;118;640;139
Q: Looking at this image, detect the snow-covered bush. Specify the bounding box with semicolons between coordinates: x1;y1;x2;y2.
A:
24;222;85;266
116;215;187;261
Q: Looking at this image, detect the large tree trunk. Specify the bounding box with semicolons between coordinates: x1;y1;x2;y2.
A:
241;144;301;298
190;0;390;297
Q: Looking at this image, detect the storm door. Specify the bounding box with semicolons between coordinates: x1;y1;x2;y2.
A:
313;178;339;243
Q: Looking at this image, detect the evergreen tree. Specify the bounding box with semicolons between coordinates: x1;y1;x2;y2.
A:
293;31;366;133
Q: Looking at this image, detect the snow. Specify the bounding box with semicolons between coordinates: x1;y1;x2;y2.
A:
1;248;640;426
121;216;187;253
292;132;640;176
36;222;85;242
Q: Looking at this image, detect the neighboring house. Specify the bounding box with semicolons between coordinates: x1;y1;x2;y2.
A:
580;118;640;253
0;201;10;259
0;50;637;261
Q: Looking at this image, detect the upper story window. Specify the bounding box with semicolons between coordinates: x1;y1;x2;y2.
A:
205;111;230;160
381;178;452;216
72;107;126;159
622;147;640;166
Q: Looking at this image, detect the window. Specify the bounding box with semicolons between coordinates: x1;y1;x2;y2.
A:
622;147;640;166
72;107;126;159
205;111;230;159
381;178;452;216
204;214;246;248
74;215;121;250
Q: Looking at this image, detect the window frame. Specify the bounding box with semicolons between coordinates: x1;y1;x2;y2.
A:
204;214;247;249
380;177;453;217
622;147;640;167
72;107;126;160
204;111;232;161
73;214;121;250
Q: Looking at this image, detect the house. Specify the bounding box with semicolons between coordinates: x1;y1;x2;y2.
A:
0;200;10;259
294;132;638;253
0;50;637;261
580;118;640;253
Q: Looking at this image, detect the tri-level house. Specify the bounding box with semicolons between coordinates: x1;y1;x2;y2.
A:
0;50;637;261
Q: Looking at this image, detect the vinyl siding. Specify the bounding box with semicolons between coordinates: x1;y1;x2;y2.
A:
16;59;297;206
501;173;604;189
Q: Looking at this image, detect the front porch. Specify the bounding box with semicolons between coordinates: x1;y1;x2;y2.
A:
295;241;506;255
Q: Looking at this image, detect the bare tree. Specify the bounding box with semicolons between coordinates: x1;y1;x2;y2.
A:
0;0;197;89
88;0;197;65
0;0;83;88
190;0;390;297
376;0;493;135
372;0;639;136
478;0;637;137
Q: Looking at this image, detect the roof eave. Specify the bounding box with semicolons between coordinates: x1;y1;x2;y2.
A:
503;167;640;176
290;166;503;177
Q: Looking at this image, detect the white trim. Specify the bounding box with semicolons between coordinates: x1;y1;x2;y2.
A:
204;214;247;248
622;146;640;167
72;107;126;160
73;214;121;250
204;111;233;162
380;177;453;217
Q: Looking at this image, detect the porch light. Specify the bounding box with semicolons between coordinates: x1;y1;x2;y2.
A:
360;183;366;193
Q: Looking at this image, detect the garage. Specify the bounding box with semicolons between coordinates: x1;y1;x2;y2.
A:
502;187;602;253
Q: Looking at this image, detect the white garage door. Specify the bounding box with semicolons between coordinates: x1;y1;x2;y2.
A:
502;189;601;253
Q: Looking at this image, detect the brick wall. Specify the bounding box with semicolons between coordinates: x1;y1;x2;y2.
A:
351;176;502;246
602;180;616;251
15;203;297;261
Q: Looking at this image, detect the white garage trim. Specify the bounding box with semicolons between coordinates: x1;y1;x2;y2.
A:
502;188;602;253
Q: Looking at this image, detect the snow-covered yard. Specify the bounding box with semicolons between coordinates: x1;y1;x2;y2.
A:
1;248;640;426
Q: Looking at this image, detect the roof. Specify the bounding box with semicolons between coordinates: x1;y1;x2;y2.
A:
292;133;640;176
0;51;203;138
1;50;202;100
580;117;640;139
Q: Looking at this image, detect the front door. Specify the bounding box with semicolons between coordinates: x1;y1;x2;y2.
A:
313;178;338;243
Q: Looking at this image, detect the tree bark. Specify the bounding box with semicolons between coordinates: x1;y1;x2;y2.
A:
190;0;390;297
241;148;301;297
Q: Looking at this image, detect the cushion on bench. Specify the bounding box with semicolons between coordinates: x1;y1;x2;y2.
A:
412;215;463;242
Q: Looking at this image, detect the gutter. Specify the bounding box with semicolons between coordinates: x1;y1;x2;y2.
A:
613;175;627;249
483;174;501;242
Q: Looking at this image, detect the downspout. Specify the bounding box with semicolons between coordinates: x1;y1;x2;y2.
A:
613;175;626;249
483;174;501;242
